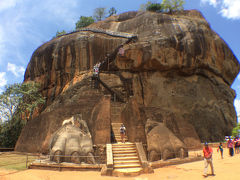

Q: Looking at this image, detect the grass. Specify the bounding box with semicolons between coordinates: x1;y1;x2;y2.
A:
0;152;37;171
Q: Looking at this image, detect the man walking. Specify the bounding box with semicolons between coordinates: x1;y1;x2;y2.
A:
203;142;215;177
120;124;126;143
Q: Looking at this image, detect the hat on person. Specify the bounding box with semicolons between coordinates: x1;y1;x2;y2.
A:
204;142;208;146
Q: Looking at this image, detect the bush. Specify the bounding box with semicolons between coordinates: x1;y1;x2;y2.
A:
75;16;95;29
0;118;24;148
161;0;185;12
55;30;67;37
146;3;163;12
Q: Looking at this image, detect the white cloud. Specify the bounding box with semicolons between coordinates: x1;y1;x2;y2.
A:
0;72;7;90
235;99;240;121
7;63;25;77
220;0;240;19
0;0;19;12
201;0;218;7
201;0;240;19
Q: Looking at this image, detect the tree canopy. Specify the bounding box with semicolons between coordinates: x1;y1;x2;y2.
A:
108;7;117;17
140;0;185;12
139;1;153;11
146;3;163;12
0;82;45;147
232;122;240;137
55;30;67;37
75;16;95;29
93;7;106;21
161;0;185;12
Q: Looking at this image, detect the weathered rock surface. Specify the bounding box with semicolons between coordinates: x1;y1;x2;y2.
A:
16;10;240;157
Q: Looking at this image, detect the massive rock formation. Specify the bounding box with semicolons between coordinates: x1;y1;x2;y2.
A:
16;10;239;160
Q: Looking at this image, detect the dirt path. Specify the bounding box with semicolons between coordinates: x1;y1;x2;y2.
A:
1;148;240;180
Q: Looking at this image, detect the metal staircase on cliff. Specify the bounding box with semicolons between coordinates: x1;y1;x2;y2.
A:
91;31;137;103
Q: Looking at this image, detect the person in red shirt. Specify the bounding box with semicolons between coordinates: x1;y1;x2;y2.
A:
203;142;215;177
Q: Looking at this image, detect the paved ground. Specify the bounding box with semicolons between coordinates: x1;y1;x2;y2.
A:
0;147;240;180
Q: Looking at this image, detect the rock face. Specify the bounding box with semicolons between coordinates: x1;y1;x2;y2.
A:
16;10;240;160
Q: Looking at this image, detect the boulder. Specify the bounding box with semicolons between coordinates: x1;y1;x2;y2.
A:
16;10;240;154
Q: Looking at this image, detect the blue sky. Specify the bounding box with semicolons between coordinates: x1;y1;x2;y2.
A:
0;0;239;120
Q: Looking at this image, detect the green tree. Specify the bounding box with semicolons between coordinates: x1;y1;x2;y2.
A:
55;30;67;37
232;122;240;137
0;84;20;122
146;3;163;12
17;82;46;121
0;82;45;147
161;0;185;12
93;7;106;21
0;118;24;147
139;1;153;11
75;16;95;29
108;7;117;17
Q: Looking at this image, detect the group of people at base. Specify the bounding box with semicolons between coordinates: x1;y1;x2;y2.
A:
226;136;240;156
203;137;240;177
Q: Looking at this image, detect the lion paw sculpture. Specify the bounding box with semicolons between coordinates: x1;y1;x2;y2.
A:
49;114;95;164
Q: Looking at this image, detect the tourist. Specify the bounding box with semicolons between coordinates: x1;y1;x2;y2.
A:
217;142;223;159
120;124;126;143
118;45;124;56
234;137;239;154
203;142;215;177
93;62;101;77
227;137;234;156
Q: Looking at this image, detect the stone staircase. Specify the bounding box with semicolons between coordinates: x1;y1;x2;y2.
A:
111;102;125;122
112;142;143;176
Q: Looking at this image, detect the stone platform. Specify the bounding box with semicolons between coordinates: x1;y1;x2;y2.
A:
29;160;102;171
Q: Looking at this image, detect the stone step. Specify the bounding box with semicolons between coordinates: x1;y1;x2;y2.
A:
113;149;137;154
112;147;135;151
114;135;128;137
113;167;142;173
113;153;138;157
112;146;135;149
111;124;122;127
113;156;139;161
112;142;135;147
114;137;128;141
114;159;140;164
114;163;141;169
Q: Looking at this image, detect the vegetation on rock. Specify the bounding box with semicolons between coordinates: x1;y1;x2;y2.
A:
75;16;95;29
140;0;185;12
93;7;107;21
55;30;67;37
146;3;163;12
161;0;185;12
108;7;117;17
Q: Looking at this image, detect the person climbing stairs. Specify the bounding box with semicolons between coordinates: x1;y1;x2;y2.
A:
111;123;128;142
